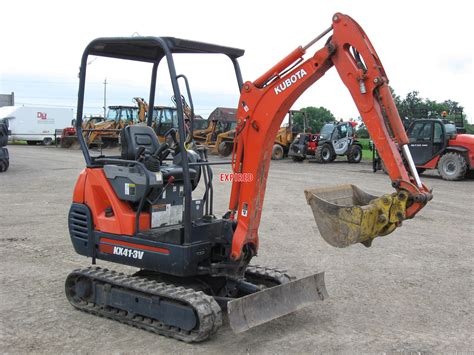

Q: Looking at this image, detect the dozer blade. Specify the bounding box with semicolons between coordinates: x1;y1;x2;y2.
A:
228;272;328;333
305;184;408;248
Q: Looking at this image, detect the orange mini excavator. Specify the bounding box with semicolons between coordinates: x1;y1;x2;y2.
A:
66;13;432;342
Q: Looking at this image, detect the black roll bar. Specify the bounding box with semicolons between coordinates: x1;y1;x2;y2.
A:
75;36;245;244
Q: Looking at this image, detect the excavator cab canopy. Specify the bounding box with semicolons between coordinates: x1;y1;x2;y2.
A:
76;36;244;166
87;37;245;62
75;36;245;246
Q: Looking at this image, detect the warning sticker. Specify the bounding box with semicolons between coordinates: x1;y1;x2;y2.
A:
241;202;248;217
170;205;183;225
125;183;136;196
152;204;170;228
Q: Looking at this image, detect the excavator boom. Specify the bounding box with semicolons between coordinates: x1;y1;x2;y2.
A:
225;14;433;330
229;13;432;259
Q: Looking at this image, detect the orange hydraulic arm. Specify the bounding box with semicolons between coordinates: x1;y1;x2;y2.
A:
228;13;432;260
133;97;149;123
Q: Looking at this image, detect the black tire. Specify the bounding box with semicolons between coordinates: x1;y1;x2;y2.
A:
437;152;467;181
271;144;284;160
314;144;334;163
217;142;233;157
347;145;362;163
43;137;53;145
26;140;37;145
0;158;8;172
292;156;305;162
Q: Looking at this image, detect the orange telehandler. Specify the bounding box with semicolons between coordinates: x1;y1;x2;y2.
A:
65;13;432;342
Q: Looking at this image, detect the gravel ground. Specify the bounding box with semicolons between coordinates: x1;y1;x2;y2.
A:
0;145;473;354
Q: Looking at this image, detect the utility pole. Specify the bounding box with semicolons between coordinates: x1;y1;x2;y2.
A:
103;78;107;118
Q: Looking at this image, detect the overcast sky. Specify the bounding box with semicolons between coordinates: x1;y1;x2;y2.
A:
0;0;472;122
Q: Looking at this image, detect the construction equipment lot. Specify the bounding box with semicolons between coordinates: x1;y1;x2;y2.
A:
0;145;472;353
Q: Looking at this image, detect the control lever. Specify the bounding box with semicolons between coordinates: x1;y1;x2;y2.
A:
135;146;146;161
164;128;178;143
164;128;180;153
160;148;171;161
142;143;170;172
153;142;169;160
150;175;176;204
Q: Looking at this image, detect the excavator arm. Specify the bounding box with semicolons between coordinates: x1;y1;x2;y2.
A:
229;13;432;260
133;97;149;123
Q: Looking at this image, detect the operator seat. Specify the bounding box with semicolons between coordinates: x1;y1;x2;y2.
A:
120;125;200;188
121;125;160;160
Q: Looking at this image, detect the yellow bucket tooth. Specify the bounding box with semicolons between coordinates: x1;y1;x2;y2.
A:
305;184;408;248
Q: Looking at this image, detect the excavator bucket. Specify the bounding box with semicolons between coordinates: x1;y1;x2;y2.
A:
228;272;328;333
305;184;408;248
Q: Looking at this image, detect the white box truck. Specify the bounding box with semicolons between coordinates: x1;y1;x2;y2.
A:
0;106;74;145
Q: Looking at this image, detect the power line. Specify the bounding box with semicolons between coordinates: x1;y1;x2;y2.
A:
0;79;101;86
15;102;97;110
1;78;154;88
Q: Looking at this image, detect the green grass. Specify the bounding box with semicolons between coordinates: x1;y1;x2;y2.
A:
357;138;372;161
362;148;373;161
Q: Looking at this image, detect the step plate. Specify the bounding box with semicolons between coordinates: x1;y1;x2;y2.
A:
228;272;328;333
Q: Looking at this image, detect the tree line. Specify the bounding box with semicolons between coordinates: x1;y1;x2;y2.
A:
292;90;472;136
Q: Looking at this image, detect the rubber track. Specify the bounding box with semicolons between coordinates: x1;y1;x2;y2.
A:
245;265;295;285
66;267;222;343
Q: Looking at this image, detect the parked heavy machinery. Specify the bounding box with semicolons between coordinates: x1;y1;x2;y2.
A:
288;121;362;163
0;118;9;172
61;98;146;148
192;120;213;144
65;13;432;342
61;106;135;148
61;115;103;148
85;97;148;147
151;105;178;142
271;110;306;160
314;121;361;163
134;97;149;123
60;128;77;148
217;110;305;158
373;114;474;180
215;127;237;156
288;131;319;161
192;117;208;131
193;107;236;150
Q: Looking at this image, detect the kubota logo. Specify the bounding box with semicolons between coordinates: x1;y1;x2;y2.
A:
274;69;307;95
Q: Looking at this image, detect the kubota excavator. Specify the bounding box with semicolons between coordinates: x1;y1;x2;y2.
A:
65;13;432;342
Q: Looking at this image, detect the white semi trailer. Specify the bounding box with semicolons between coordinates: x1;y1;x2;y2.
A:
0;106;73;145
